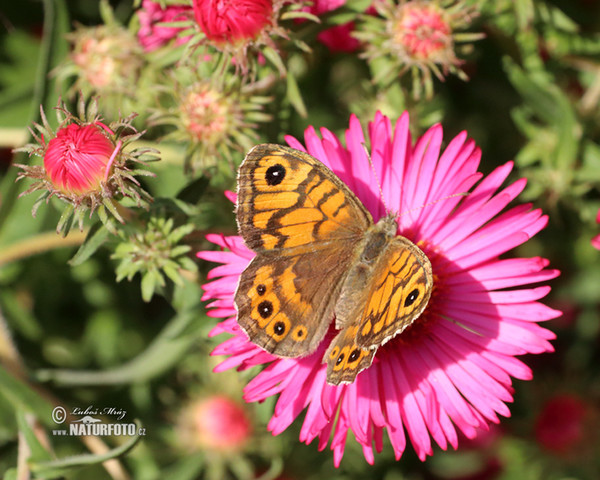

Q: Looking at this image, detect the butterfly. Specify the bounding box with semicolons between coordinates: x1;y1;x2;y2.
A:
234;144;433;385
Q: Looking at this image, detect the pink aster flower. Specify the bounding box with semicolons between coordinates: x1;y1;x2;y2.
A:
307;0;361;53
198;112;561;465
137;0;193;52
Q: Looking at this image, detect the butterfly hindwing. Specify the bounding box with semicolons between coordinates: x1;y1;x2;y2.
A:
325;325;377;385
235;243;353;357
326;231;433;384
355;236;433;349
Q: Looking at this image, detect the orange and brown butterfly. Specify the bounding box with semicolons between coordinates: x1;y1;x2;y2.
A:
234;144;433;385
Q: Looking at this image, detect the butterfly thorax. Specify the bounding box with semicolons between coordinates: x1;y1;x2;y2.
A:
334;211;430;329
334;214;399;327
359;213;399;264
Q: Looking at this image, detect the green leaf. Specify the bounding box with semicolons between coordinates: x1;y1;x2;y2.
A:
162;263;183;285
286;72;308;118
538;2;579;32
176;175;210;204
0;367;54;428
3;469;17;480
68;223;110;266
102;198;125;224
16;409;53;464
170;245;192;257
504;57;579;170
98;0;116;25
55;204;75;237
261;46;287;76
281;11;320;23
342;0;371;13
512;0;534;30
576;141;600;182
504;58;557;122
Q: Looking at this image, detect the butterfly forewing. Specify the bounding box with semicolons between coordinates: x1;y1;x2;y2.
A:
236;144;372;253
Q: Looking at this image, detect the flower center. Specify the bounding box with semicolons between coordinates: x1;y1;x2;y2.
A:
181;88;231;142
394;3;452;61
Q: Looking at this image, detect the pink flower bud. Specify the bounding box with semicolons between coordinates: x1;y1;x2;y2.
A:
193;0;273;44
394;2;453;63
44;123;116;195
181;395;252;452
181;88;230;143
69;27;142;91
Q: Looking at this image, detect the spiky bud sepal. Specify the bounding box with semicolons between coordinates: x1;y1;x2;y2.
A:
15;98;159;236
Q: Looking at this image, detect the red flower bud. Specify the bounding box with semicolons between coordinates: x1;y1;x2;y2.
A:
193;0;273;44
535;394;592;456
44;123;117;195
180;395;252;452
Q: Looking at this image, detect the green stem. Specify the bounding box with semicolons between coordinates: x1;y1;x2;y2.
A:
0;230;88;266
0;309;26;380
35;311;198;386
0;128;28;148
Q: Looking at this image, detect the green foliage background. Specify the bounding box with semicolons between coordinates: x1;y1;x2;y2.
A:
0;0;599;479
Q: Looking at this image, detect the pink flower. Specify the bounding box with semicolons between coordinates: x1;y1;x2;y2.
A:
44;123;117;195
193;0;273;44
307;0;361;53
136;0;193;52
317;23;360;53
591;208;600;250
179;395;252;452
198;112;561;465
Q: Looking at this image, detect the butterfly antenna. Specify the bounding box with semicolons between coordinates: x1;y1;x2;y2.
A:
396;192;469;220
361;142;390;215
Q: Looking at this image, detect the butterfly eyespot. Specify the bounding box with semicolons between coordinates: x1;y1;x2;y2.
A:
265;164;286;186
273;321;286;335
257;300;273;319
404;288;420;307
348;349;360;363
335;353;345;366
292;326;307;340
256;284;266;295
